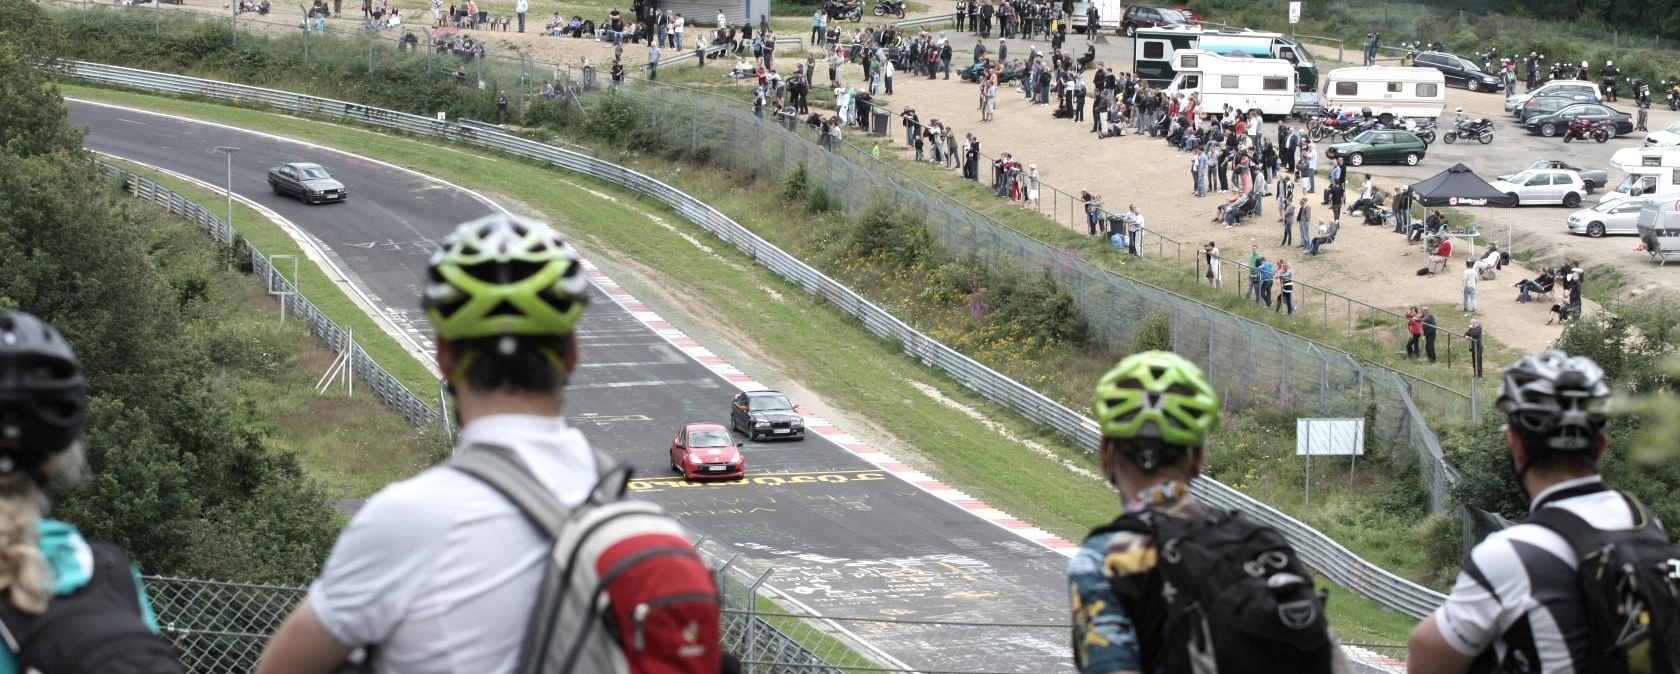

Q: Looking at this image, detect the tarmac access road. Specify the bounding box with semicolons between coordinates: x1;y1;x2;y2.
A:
70;99;1075;673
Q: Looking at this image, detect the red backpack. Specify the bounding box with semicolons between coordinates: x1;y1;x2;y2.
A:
452;447;722;674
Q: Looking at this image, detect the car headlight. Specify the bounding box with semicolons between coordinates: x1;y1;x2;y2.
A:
791;420;804;427
754;421;770;428
310;189;324;194
687;454;701;463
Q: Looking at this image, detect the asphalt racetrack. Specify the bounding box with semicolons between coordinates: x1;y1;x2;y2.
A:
70;100;1075;672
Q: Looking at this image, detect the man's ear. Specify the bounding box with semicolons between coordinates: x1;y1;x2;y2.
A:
436;336;455;380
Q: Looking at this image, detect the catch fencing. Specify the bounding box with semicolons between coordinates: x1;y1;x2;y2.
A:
99;163;441;428
63;61;1448;620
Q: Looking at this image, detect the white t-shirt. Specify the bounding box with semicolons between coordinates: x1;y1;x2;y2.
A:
1463;267;1478;289
308;414;599;674
673;16;684;32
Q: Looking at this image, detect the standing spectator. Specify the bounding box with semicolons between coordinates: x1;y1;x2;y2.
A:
884;57;895;95
1421;306;1438;363
1565;260;1585;320
1392;184;1413;234
1295;198;1312;252
672;12;685;49
1025;165;1041;209
1279;197;1297;247
1364;31;1380;65
811;9;823;44
955;0;967;31
515;0;527;32
1126;204;1145;257
964;133;981;181
1275;173;1293;218
1275;260;1295;314
1405;306;1423;359
1190;148;1207;197
1244;244;1262;303
1326;179;1345;221
647;41;661;80
496;90;508;123
1204;241;1223;289
1465;320;1484;378
1257;256;1276;308
610;59;625;90
1301;142;1318;193
1462;259;1479;313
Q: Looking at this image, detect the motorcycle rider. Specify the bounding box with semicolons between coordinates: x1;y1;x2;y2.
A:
1573;59;1589;81
1601;60;1619;101
1549;59;1566;81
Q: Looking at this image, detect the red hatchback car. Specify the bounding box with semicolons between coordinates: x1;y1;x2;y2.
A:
669;422;745;480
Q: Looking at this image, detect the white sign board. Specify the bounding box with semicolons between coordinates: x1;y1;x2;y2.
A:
1295;418;1364;456
1288;1;1301;24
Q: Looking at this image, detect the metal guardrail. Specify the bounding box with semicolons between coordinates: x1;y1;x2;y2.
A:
64;61;1445;619
100;164;441;429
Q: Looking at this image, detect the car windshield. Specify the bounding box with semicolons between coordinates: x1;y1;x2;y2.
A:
1158;7;1187;21
1505;171;1533;184
298;167;330;180
1667;121;1680;133
750;394;793;411
690;430;733;447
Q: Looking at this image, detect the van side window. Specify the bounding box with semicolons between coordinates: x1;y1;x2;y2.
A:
1334;81;1357;96
1143;41;1165;59
1182;54;1199;68
1671;170;1679;186
1262;77;1289;91
1386;82;1403;93
1417;83;1439;97
1279;47;1298;64
1183;75;1199;89
1221;75;1239;88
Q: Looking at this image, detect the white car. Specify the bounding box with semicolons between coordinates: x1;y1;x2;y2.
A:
1505;79;1602;113
1645;120;1680;148
1488;169;1588;207
1566;197;1646;237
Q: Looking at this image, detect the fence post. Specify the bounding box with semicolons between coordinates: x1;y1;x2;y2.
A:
745;569;772;674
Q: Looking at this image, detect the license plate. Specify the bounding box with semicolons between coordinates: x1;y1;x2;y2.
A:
708;465;728;472
774;428;791;434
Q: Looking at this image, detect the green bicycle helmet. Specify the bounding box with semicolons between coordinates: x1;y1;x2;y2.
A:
1092;351;1220;468
422;213;589;341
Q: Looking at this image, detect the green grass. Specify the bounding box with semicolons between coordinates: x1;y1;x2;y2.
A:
118;178;449;501
61;83;1423;644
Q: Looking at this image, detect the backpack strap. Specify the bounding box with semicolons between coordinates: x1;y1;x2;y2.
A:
451;448;570;539
1526;491;1651;561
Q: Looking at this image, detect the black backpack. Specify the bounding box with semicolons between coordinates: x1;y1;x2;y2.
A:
0;541;182;674
1528;492;1680;674
1094;509;1334;674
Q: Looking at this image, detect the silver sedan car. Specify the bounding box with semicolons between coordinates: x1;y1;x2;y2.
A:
1566;197;1645;237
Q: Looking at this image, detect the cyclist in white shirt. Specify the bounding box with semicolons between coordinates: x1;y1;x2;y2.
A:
1408;350;1646;674
257;214;596;674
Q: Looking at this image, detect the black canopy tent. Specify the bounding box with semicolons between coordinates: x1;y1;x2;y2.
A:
1408;162;1516;252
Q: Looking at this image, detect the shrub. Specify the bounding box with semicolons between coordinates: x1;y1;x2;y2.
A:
1133;311;1173;352
781;163;809;201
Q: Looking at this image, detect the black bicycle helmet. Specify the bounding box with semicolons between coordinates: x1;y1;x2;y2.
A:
0;311;87;477
1496;350;1610;454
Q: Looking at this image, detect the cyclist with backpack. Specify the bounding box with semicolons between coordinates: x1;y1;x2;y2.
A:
258;214;723;674
1407;350;1680;674
1070;350;1344;674
0;311;182;674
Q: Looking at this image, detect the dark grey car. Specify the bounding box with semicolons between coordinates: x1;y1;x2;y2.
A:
730;390;805;441
267;162;348;204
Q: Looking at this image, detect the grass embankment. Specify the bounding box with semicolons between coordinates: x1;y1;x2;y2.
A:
64;84;1424;643
107;162;448;502
100;157;449;498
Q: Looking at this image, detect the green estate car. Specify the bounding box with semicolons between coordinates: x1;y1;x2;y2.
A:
1325;130;1428;167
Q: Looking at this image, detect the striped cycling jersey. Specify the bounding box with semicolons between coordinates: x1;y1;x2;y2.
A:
1434;476;1640;673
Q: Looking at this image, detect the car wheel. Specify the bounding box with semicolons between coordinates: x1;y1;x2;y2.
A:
1506;192;1519;206
1349;153;1365;167
269;180;281;196
1405;153;1420;166
1124;23;1135;36
1467;79;1480;92
1587;221;1606;238
671;453;681;472
1582;180;1596;191
1541;122;1558;137
1563;192;1581;208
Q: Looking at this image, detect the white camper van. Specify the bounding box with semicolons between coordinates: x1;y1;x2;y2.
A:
1321;66;1446;123
1598;147;1680;204
1164;50;1311;119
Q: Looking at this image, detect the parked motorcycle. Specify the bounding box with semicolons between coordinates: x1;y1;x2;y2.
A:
824;0;863;22
871;0;905;18
1481;48;1500;74
1442;117;1494;145
1664;78;1680;111
1562;118;1612;143
1410;119;1439;145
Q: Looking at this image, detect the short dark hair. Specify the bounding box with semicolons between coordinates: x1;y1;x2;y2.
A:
448;334;574;395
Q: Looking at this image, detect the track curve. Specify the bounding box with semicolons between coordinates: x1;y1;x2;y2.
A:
69;100;1074;672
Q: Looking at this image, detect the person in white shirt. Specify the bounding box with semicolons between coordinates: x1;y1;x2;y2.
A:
1462;259;1478;313
673;13;685;50
514;0;526;32
717;9;726;28
256;214;598;674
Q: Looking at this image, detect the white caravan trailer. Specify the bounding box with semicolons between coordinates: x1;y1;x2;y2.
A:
1164;50;1310;119
1320;66;1446;123
1636;201;1680;265
1598;147;1680;203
